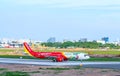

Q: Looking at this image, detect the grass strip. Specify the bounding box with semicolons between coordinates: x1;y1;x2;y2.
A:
0;71;29;76
46;68;70;70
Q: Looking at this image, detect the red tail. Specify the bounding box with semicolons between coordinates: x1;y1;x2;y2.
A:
23;42;36;56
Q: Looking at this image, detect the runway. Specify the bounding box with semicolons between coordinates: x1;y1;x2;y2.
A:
0;58;120;69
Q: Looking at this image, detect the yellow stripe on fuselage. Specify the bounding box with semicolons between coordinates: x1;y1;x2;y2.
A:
24;46;33;56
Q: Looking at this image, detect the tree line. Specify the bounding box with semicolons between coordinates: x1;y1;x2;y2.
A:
41;41;120;49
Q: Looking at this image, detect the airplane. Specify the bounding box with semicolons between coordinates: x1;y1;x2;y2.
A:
23;42;90;62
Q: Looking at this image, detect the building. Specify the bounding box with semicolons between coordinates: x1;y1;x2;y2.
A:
96;40;105;44
79;38;87;42
47;37;56;43
101;37;109;43
0;38;31;48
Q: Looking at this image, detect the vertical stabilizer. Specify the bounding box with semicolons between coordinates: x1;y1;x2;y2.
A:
23;42;36;56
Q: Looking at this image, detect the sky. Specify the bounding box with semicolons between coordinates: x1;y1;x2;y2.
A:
0;0;120;42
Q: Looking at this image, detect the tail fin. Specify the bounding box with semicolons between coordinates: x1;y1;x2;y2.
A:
23;42;35;56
